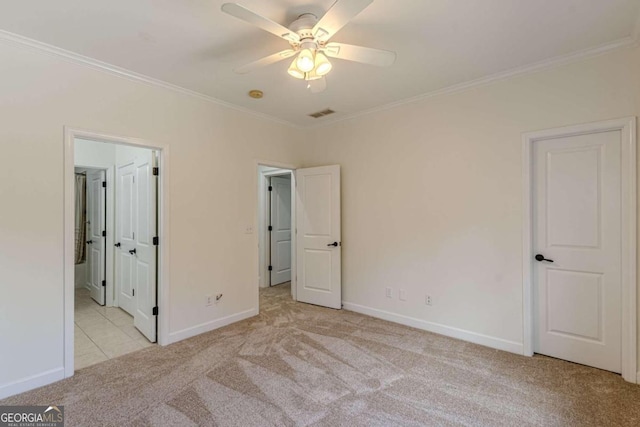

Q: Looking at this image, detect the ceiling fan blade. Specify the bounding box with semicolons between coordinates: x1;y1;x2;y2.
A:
324;42;396;67
234;49;296;74
307;77;327;94
313;0;374;41
221;3;300;43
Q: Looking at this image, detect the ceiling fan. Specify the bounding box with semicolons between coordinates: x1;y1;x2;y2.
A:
221;0;396;93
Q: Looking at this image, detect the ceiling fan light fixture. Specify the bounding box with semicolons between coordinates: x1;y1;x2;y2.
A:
287;58;305;79
296;48;316;73
314;52;332;76
222;1;397;93
305;69;322;81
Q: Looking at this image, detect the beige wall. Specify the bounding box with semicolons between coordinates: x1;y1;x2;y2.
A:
303;46;640;361
0;41;303;397
1;35;639;399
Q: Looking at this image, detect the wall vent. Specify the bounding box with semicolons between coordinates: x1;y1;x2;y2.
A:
309;109;335;119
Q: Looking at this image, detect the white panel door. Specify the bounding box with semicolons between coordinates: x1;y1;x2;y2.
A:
534;130;622;373
296;165;341;309
270;176;292;285
116;160;136;316
87;170;106;305
133;151;158;342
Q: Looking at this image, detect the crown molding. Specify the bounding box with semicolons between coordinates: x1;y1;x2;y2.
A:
0;28;637;131
309;35;640;129
0;29;300;129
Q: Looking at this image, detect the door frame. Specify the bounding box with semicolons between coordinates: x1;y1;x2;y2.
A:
64;127;171;378
521;117;637;383
255;160;298;304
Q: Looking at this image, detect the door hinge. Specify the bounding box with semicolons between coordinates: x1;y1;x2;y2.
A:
268;186;273;191
102;230;106;237
268;225;273;231
152;306;158;316
102;181;106;188
132;289;135;296
268;265;273;271
153;236;159;246
153;167;159;176
102;280;106;287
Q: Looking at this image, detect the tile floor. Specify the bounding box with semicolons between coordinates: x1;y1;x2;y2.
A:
74;288;155;370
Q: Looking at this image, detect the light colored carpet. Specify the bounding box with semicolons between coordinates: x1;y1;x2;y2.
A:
2;283;640;426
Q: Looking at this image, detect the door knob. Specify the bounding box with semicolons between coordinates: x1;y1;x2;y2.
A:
115;242;121;248
535;254;554;263
327;242;339;247
129;248;137;255
86;240;93;244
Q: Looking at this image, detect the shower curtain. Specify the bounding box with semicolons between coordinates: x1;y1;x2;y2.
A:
75;173;87;264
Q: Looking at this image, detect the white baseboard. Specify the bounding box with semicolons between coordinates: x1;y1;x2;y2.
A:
342;302;523;355
167;308;258;344
0;367;65;400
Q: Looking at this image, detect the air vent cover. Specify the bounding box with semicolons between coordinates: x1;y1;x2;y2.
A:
309;109;335;119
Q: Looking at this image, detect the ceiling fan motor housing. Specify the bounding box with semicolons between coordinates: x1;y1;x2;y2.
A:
289;13;319;42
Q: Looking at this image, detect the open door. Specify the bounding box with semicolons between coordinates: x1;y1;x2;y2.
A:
86;170;106;305
133;151;158;342
270;175;292;285
296;165;341;309
116;160;136;316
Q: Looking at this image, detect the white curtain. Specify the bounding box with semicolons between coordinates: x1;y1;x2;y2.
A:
74;173;87;264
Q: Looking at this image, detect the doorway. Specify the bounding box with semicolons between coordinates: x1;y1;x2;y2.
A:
258;165;295;298
257;163;343;311
65;129;168;377
522;117;637;383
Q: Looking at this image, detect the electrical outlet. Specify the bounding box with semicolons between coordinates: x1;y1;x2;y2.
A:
244;226;254;234
399;289;407;301
385;287;393;298
425;295;433;306
206;295;213;306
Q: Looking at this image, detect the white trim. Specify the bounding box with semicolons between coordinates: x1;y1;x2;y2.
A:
258;170;271;288
0;29;638;130
263;170;294;177
168;308;258;344
309;37;638;129
521;117;637;383
521;132;534;357
0;368;64;400
621;118;637;383
105;166;116;307
633;8;640;43
343;302;523;355
64;128;171;380
0;30;297;129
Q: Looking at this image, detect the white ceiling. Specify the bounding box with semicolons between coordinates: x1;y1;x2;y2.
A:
1;0;638;127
